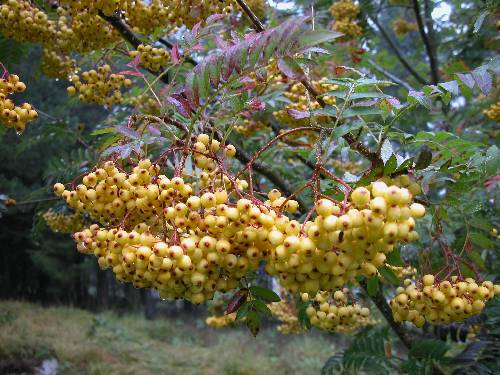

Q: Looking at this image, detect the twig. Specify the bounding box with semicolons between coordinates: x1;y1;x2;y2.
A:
368;15;428;85
158;38;198;66
367;59;415;91
10;197;59;206
411;0;439;84
236;0;381;165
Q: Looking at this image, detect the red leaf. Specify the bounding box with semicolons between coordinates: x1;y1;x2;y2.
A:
247;97;265;111
287;108;310;119
192;21;202;37
206;13;225;25
171;44;181;65
116;70;142;77
166;95;192;118
277;56;306;81
126;53;141;68
226;289;248;314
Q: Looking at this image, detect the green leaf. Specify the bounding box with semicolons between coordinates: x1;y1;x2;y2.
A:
249;285;280;302
384;154;398;175
251;300;272;316
90;127;115;136
329;123;363;139
409;339;449;361
297;300;312;329
415;146;433;170
470;233;493;249
380;139;393;164
343;107;385;117
245;311;261;337
468;251;484;269
473;10;489;33
367;276;379;296
379;266;399;285
386;248;404;267
297;29;343;49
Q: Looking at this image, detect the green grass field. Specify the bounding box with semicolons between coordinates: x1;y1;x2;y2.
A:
0;301;342;375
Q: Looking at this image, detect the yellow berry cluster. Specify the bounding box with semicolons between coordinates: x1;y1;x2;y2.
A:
385;263;417;280
234;119;270;136
129;44;170;72
392;18;418;37
302;290;372;332
127;93;161;115
329;1;363;40
265;175;425;294
273;78;337;130
483;102;500;122
42;209;86;234
41;48;77;79
0;0;53;44
0;73;37;133
56;2;121;52
269;299;303;334
66;65;132;106
490;228;500;240
206;313;237;327
390;275;500;327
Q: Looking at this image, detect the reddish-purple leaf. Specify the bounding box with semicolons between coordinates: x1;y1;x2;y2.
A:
115;125;140;139
191;21;202;37
277;56;306;81
287;108;310;119
213;34;230;50
206;13;225;25
471;68;492;94
166;95;192;118
190;43;204;52
247;97;265;111
226;289;248;314
116;70;142;77
456;73;475;89
126;53;141;68
171;44;181;65
147;125;161;136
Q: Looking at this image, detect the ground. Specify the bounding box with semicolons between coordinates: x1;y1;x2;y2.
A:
0;301;341;375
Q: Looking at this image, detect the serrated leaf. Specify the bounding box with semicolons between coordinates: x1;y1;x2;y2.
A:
246;311;261;337
468;251;484;269
114;125;140;140
226;289;249;314
473;11;489;33
249;285;280;302
367;276;379;297
409;339;449;361
415;146;433;170
330;123;363;139
385;248;404;267
296;29;343;49
379;266;399;285
380;139;393;164
252;300;272;316
277;56;306;81
90;127;115;136
384;154;398;175
470;233;493;249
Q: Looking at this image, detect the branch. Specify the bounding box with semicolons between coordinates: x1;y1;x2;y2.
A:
9;197;59;206
236;0;381;165
157;38;198;66
230;138;308;209
411;0;439;84
359;280;413;348
367;59;415;91
368;16;428;85
98;11;170;84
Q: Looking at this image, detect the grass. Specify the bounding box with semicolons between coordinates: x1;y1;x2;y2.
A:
0;301;341;375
